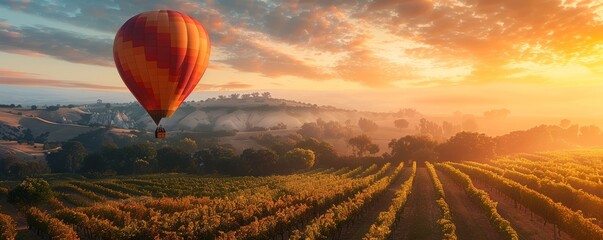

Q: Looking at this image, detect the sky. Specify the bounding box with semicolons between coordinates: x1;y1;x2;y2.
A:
1;0;603;119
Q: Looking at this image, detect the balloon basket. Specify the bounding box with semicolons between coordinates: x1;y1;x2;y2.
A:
155;125;166;139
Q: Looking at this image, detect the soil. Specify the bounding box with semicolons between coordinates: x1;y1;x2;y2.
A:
337;167;413;240
391;167;441;240
437;169;506;240
472;180;575;240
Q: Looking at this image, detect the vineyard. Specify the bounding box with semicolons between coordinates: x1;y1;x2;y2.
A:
2;149;603;239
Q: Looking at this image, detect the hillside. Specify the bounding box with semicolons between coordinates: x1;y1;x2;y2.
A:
0;110;99;142
115;97;409;132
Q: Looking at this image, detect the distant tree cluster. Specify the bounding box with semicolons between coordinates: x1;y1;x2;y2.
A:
218;92;272;100
0;154;49;178
30;113;603;178
388;135;436;163
394;108;420;118
417;118;443;141
43;134;323;177
298;119;353;139
17;129;49;145
393;119;409;129
358;118;378;133
46;105;60;111
438;132;495;162
0;104;22;108
386;119;603;163
415;117;478;141
495;122;603;154
388;132;494;164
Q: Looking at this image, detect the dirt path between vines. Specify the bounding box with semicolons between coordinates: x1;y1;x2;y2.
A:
336;167;413;240
391;167;441;240
472;180;574;240
436;170;505;240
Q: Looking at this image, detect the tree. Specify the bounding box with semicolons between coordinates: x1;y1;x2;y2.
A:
437;132;495;162
442;121;461;138
298;120;350;139
298;122;322;139
46;141;87;173
69;128;113;153
262;92;272;98
239;148;278;176
270;122;287;130
395;108;419;117
251;92;260;98
175;138;198;154
34;131;49;143
495;125;574;154
157;147;193;172
7;178;53;205
322;121;349;139
348;134;379;157
133;159;151;174
411;148;438;163
105;103;111;109
230;93;240;99
283;148;315;171
388;135;437;162
0;154;48;178
358;118;378;133
417;118;443;141
30;105;38;110
8;161;48;178
194;145;236;173
80;153;110;174
295;138;338;166
393;119;409;129
22;129;34;142
46;105;60;111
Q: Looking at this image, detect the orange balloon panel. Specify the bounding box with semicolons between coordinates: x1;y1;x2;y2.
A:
113;10;210;124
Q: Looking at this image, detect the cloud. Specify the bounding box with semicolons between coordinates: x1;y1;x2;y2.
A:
220;40;331;80
0;68;40;78
261;4;361;52
1;0;602;86
372;0;603;82
335;49;413;87
0;24;113;66
0;69;123;91
197;81;253;91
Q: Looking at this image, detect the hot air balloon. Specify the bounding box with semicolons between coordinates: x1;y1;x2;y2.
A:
113;10;210;138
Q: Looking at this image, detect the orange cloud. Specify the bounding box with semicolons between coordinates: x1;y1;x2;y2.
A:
3;0;602;88
0;69;123;91
0;69;41;78
197;81;253;91
335;49;414;87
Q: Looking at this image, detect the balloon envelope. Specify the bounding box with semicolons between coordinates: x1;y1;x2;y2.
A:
113;10;210;124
